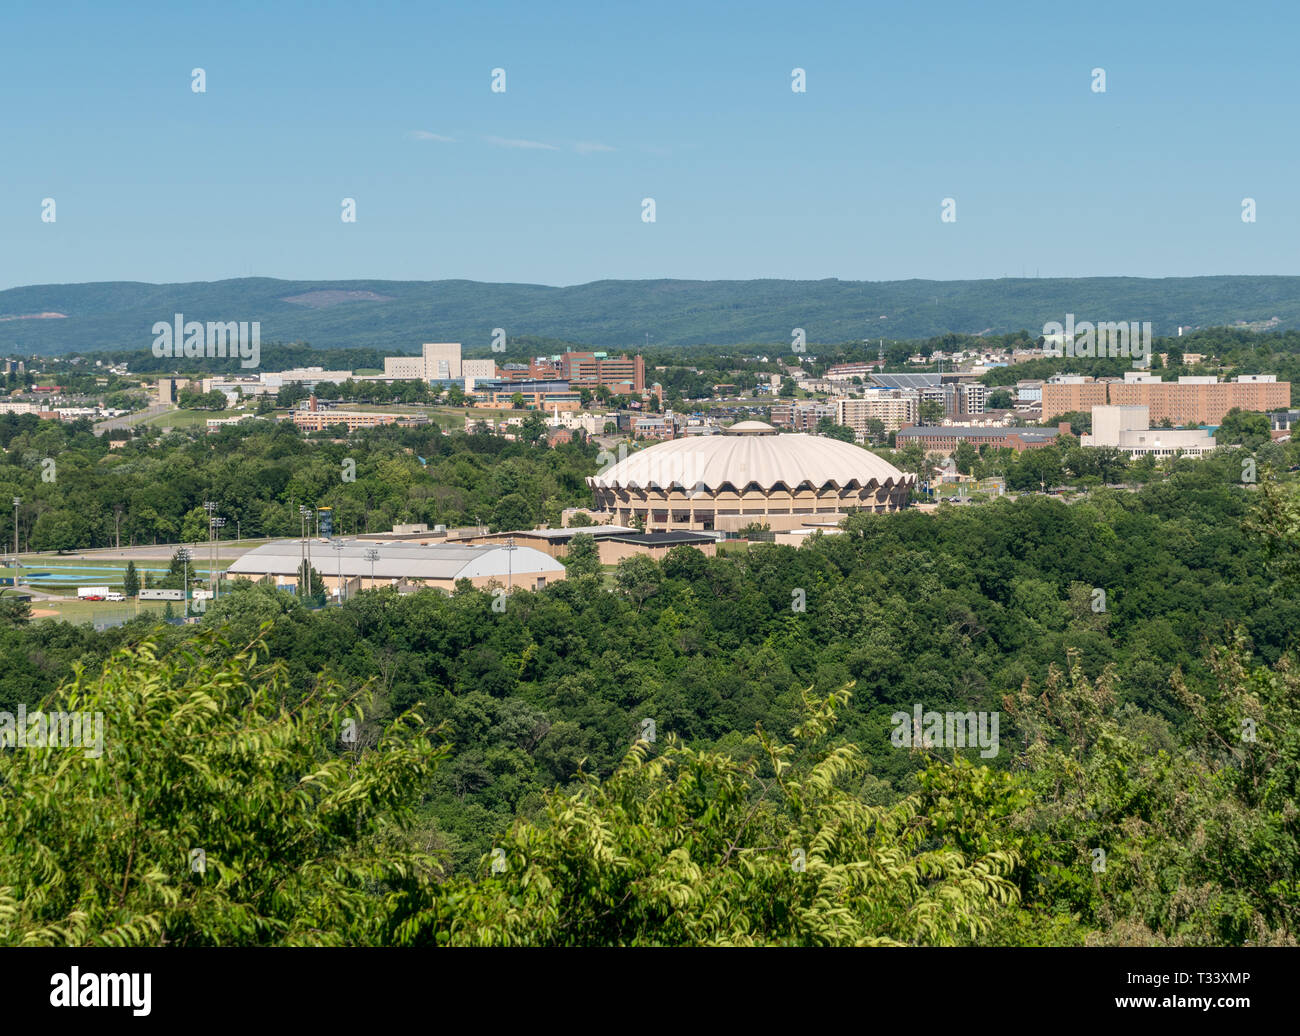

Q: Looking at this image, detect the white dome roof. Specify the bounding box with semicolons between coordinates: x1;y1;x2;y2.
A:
589;433;912;492
727;420;779;434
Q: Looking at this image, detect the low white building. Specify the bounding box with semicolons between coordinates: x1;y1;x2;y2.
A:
260;368;353;390
546;408;605;435
1082;405;1216;458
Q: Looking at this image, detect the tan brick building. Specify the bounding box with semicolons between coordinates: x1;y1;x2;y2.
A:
1043;376;1289;425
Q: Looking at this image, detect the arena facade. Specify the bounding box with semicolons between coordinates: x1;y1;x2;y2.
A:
587;421;914;533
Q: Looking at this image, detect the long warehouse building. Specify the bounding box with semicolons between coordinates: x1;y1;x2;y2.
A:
226;539;566;595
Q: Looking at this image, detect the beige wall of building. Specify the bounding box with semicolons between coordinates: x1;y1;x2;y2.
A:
462;358;496;380
596;538;717;565
291;410;426;431
1040;382;1109;419
383;357;426;379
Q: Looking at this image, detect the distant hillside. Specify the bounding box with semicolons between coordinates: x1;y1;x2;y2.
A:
2;276;1299;357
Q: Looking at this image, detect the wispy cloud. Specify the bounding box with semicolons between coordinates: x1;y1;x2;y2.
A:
485;136;560;151
575;141;616;154
408;130;456;142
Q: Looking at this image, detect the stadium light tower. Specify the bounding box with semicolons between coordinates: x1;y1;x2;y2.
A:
363;548;380;590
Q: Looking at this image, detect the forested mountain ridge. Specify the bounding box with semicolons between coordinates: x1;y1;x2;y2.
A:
3;275;1300;354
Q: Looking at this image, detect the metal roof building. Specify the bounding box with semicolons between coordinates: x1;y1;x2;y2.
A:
226;539;566;595
870;373;943;390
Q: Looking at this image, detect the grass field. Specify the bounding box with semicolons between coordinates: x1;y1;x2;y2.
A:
26;598;179;624
2;558;230;596
141;407;227;430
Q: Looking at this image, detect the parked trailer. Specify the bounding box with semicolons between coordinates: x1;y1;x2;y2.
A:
138;588;185;601
77;586;112;600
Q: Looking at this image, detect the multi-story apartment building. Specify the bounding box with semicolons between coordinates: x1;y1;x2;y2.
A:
770;402;836;431
1042;373;1290;425
835;392;919;435
955;381;987;416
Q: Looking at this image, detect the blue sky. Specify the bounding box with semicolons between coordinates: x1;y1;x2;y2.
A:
3;0;1297;289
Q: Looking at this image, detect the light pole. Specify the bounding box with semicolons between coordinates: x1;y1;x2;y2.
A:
332;540;346;604
504;535;517;591
204;502;217;598
299;506;313;599
209;516;226;598
364;548;379;590
11;497;19;587
176;547;192;616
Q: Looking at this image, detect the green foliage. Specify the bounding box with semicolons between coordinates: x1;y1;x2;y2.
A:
0;590;32;628
1217;407;1270;447
0;628;449;946
177;388;228;410
562;533;601;577
407;687;1021;946
296;562;325;603
0;412;602;550
1002;642;1299;945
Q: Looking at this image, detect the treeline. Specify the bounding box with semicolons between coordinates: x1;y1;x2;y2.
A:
0;414;600;551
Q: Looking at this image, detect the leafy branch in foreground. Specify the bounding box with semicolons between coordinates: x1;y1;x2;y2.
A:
0;624;448;947
999;643;1298;946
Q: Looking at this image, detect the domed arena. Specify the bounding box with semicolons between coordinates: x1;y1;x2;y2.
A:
587;421;914;533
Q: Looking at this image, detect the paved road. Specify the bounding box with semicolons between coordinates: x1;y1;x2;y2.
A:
93;404;171;436
15;540;274;563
